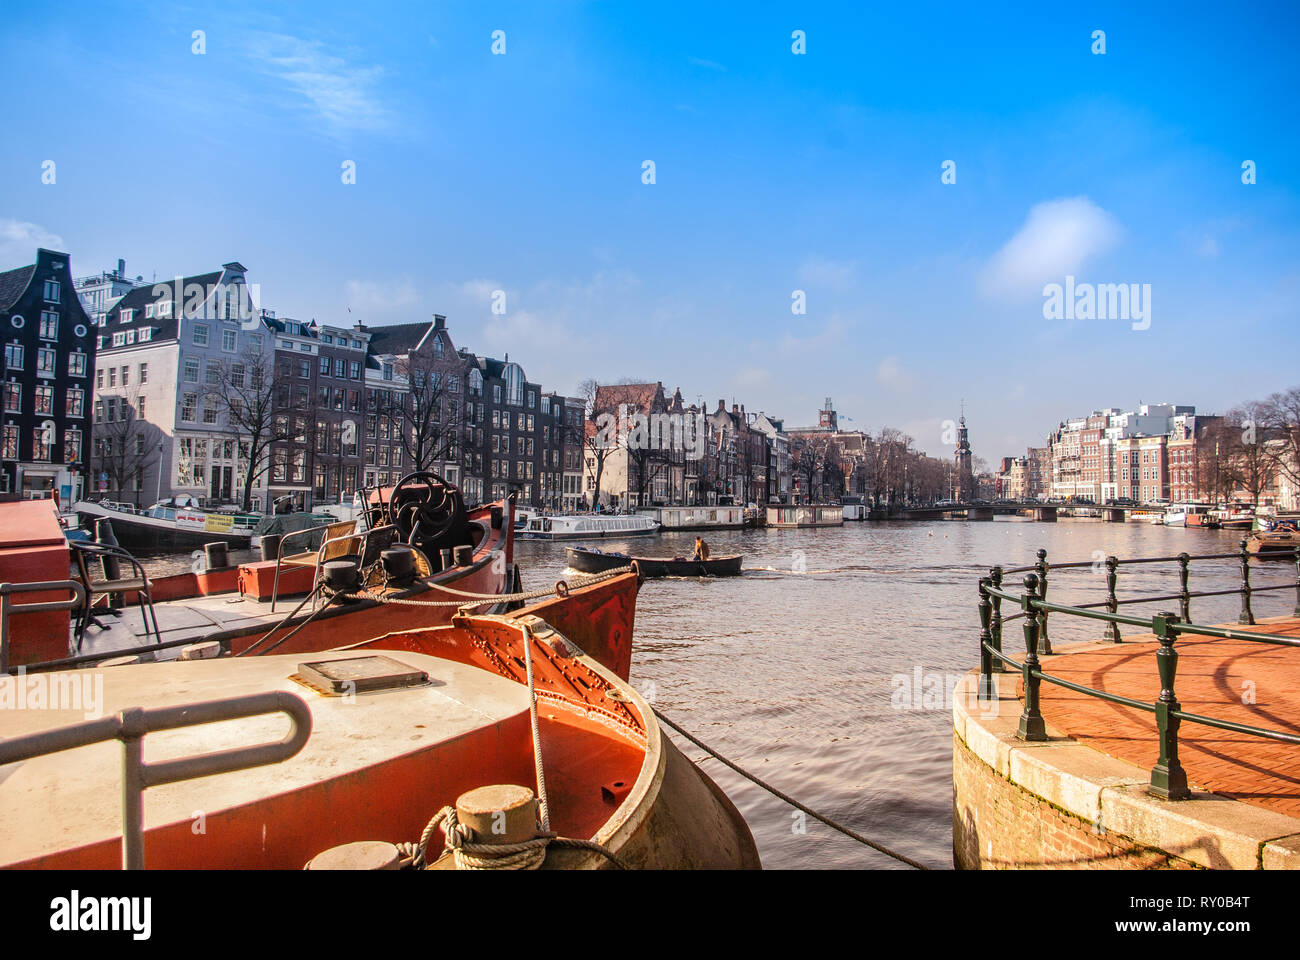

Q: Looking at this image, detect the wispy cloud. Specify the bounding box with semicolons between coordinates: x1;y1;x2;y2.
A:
688;57;726;72
978;197;1123;302
247;33;392;135
875;356;915;392
0;219;64;265
797;256;858;292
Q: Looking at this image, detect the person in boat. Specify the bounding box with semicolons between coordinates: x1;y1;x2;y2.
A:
692;537;710;562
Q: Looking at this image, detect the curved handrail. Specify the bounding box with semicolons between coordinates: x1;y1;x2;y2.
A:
0;690;312;869
976;541;1300;800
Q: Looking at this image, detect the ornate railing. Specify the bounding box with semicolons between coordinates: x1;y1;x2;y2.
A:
977;540;1300;800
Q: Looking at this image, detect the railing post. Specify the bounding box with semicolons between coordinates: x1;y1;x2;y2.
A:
1035;549;1052;654
978;578;995;700
1104;555;1121;642
120;707;146;870
1294;551;1300;618
989;565;1005;672
1149;612;1190;800
1238;538;1254;626
1177;552;1191;623
1017;574;1047;741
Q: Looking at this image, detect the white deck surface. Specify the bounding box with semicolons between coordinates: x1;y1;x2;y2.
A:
0;650;529;865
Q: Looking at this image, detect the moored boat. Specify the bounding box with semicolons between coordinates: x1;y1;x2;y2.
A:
765;503;844;528
566;546;743;578
636;504;746;531
3;472;515;671
1246;528;1300;558
517;513;659;541
73;499;262;552
0;570;760;869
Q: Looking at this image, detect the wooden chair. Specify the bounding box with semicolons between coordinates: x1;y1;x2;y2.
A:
271;520;362;611
68;540;161;650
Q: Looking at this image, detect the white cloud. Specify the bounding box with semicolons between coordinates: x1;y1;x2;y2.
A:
688;57;727;72
875;355;915;391
0;219;64;266
978;197;1123;302
248;33;391;135
797;257;857;292
344;278;419;316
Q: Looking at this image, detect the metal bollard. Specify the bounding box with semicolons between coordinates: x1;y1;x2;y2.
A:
95;518;123;610
204;541;228;571
1017;574;1047;741
260;534;282;562
1150;612;1190;800
1238;538;1254;625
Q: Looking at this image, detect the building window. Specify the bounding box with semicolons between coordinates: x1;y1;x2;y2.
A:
66;387;84;418
64;428;81;464
181;393;197;421
298;360;311;378
120;308;134;323
108;368;117;388
35;384;53;415
39;311;58;339
335;358;344;378
3;383;20;413
203;401;219;424
68;351;87;377
230;363;244;388
1;425;17;459
112;332;125;347
183;358;199;383
44;279;60;302
37;347;56;376
319;356;330;375
32;428;51;462
139;362;148;384
121;365;129;386
139;327;152;342
205;362;221;386
350;361;360;379
382;363;393;381
4;344;21;370
193;324;209;346
222;329;237;352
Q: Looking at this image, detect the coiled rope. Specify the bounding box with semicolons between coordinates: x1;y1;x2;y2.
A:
411;806;627;870
653;709;931;870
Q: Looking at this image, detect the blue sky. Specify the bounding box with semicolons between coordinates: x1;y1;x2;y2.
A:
3;1;1298;462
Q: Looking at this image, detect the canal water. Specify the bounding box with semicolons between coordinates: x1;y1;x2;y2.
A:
141;518;1292;869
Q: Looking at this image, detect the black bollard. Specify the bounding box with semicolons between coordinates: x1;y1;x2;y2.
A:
453;544;475;567
94;518;123;610
204;541;229;571
259;534;282;562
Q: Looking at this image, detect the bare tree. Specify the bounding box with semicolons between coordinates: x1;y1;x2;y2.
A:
1227;403;1276;508
1261;386;1300;495
92;394;158;507
792;435;830;502
375;352;460;474
207;347;291;511
580;378;618;508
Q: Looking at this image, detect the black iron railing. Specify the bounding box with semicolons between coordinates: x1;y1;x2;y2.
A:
977;540;1300;800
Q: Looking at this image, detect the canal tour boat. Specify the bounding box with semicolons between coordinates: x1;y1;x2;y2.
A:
0;565;761;870
566;546;744;578
73;498;263;552
2;472;515;671
517;513;660;541
765;503;844;528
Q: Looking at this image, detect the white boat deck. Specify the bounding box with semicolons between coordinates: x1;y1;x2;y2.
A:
0;650;531;867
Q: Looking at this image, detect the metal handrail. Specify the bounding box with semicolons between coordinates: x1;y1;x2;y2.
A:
0;580;87;674
0;690;312;868
976;540;1300;801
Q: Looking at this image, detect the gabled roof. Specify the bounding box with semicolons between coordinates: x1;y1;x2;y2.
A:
366;320;434;357
104;270;224;342
0;265;35;311
594;382;663;414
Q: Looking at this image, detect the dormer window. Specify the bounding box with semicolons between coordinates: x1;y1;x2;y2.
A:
120;308;134;323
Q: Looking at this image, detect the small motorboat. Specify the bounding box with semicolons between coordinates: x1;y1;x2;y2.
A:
566;546;743;578
1246;527;1300;558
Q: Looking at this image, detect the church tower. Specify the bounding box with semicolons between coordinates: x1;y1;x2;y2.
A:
954;411;974;501
818;398;838;431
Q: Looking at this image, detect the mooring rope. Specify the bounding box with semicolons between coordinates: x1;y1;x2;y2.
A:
411;805;627;870
340;565;635;608
653;708;931;870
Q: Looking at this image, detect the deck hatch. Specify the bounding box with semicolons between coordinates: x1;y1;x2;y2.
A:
294;656;429;695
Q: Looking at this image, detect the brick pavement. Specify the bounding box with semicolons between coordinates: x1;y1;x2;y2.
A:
1029;618;1300;818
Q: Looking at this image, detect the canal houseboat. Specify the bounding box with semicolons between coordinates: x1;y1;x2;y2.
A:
0;568;761;870
765;504;844;528
516;513;660;541
73;499;263;552
636;504;745;531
